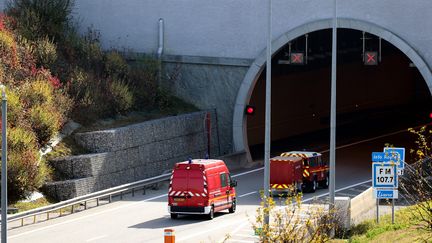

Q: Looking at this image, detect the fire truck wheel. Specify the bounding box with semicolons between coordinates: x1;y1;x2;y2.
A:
312;179;317;192
170;213;178;219
208;205;215;220
320;174;329;189
229;199;236;213
307;179;317;193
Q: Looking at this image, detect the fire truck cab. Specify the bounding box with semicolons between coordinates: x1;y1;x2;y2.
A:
280;151;329;193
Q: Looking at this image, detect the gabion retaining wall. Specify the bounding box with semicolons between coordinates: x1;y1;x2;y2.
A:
43;111;220;201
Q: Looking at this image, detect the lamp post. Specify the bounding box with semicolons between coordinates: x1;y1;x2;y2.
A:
1;84;7;243
329;0;337;209
263;0;272;226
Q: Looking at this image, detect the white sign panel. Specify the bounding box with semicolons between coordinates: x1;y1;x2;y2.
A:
372;162;398;188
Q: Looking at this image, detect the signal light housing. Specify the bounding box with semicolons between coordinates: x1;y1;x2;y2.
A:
364;51;378;65
245;105;255;115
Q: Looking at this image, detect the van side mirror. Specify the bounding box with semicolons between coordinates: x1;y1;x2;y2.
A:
230;180;237;188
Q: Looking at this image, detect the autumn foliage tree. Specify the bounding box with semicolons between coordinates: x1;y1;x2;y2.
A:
399;126;432;232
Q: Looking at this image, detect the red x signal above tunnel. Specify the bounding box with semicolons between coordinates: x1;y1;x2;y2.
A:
364;51;378;65
290;52;304;65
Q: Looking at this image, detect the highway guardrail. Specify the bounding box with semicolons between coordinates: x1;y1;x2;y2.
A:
3;173;171;227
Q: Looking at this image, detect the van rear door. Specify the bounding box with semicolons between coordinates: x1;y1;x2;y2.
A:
171;167;205;207
170;168;189;206
187;169;206;207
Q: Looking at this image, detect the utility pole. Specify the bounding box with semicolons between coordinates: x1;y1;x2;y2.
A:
329;0;337;209
263;0;272;226
1;84;7;243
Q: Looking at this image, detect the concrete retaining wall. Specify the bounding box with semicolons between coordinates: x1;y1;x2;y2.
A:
43;111;221;201
350;187;376;225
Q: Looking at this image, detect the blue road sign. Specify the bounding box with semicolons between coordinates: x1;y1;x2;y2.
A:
384;147;405;170
374;189;398;199
372;162;398;188
371;152;398;162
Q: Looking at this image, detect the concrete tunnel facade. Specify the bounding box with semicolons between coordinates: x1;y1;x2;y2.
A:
3;1;432;161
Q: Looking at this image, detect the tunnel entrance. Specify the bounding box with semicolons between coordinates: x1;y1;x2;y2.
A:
245;28;432;160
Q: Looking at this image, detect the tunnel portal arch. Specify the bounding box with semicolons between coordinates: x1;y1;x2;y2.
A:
232;18;432;161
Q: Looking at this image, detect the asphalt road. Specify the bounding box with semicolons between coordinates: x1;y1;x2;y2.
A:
7;128;417;243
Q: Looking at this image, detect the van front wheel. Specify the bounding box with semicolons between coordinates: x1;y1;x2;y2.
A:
208;206;214;220
229;199;236;213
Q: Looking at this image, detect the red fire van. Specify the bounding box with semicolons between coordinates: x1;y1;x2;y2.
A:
168;159;237;220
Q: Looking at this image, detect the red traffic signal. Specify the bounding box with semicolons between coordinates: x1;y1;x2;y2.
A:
429;112;432;119
290;52;304;65
364;51;378;65
245;105;255;115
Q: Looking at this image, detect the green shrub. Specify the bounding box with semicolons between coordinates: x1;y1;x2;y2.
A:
109;79;133;114
128;60;158;107
5;89;24;125
61;27;104;73
6;0;75;42
53;91;72;124
0;28;18;69
35;37;57;67
8;126;37;153
105;51;128;79
1;126;47;203
30;105;61;144
20;79;54;106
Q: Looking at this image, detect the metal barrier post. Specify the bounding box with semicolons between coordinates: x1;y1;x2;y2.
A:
164;229;175;243
120;192;123;200
33;215;36;224
71;205;74;213
109;195;112;203
21;218;24;226
84;201;87;210
132;188;135;197
96;198;100;207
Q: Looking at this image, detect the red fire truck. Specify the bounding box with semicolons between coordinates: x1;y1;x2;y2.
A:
270;151;329;195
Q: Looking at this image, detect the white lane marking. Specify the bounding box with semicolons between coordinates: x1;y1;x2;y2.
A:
218;221;250;243
302;179;372;203
232;167;263;178
233;234;258;238
238;191;257;198
227;240;255;243
9;194;167;239
176;219;245;242
219;222;249;242
319;128;408;153
85;235;107;242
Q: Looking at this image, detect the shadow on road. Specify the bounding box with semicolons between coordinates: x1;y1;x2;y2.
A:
129;212;230;229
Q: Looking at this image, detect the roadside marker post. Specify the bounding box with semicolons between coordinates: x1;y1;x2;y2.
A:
164;228;175;243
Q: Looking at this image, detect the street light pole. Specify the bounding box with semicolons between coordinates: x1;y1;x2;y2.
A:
263;0;272;226
329;0;337;209
1;84;7;243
